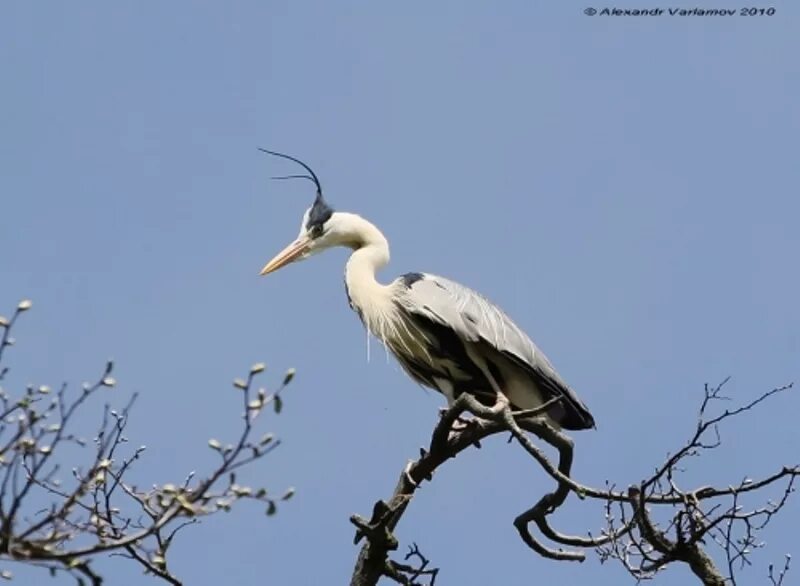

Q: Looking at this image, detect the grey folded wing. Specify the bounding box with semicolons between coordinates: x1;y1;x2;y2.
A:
398;273;595;430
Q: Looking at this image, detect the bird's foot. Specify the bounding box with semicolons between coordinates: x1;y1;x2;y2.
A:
438;406;473;432
451;415;474;431
489;392;510;416
449;417;481;441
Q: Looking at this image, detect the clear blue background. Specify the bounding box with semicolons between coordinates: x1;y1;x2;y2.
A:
1;2;798;584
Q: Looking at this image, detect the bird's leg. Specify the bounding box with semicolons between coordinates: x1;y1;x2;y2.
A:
489;391;510;415
463;346;512;418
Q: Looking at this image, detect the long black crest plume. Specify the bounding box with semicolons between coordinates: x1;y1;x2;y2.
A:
258;148;324;201
259;148;334;231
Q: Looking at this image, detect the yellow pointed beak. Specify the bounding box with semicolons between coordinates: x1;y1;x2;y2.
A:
259;236;311;275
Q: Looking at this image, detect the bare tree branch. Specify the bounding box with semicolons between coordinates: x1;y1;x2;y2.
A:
350;377;797;585
0;300;295;583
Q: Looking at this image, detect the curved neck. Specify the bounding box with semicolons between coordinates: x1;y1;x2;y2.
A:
343;215;392;318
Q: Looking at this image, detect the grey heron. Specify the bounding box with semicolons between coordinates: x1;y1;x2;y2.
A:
259;150;595;431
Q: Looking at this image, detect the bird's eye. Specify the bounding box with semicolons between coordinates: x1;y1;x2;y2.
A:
310;224;324;238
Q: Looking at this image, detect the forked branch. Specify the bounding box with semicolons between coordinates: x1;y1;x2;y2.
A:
350;378;797;586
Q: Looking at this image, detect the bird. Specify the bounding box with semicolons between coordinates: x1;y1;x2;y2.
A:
258;149;595;431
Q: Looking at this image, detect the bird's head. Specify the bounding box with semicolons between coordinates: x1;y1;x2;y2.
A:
258;149;355;275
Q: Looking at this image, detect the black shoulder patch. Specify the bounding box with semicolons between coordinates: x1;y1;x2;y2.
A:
306;194;334;234
400;272;425;288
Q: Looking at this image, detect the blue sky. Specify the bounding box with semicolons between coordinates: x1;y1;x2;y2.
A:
2;2;798;584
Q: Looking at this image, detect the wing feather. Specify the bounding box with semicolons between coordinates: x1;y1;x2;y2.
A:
398;273;595;429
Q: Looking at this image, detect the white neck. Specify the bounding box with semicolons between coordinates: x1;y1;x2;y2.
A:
343;215;393;325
